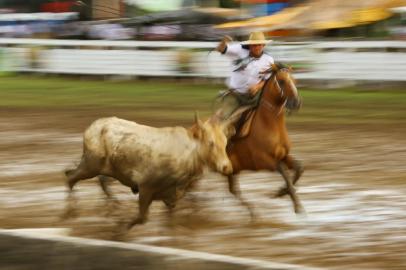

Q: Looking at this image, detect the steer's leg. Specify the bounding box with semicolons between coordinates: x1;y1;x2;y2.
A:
65;156;98;190
62;156;98;219
275;155;304;197
127;188;153;229
163;197;177;228
98;175;113;199
98;175;121;216
227;175;256;221
276;161;305;214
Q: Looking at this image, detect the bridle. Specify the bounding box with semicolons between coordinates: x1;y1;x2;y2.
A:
259;67;291;115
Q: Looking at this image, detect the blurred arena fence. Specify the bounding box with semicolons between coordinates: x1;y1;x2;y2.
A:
0;38;405;82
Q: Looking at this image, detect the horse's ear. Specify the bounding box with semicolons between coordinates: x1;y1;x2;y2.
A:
271;63;278;72
275;62;291;71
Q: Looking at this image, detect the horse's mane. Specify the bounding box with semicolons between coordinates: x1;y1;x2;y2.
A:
274;62;290;70
260;62;290;78
257;62;293;106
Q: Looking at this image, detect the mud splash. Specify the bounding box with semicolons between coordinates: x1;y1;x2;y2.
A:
0;117;405;270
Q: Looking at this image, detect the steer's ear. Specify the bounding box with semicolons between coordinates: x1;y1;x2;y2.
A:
191;111;205;139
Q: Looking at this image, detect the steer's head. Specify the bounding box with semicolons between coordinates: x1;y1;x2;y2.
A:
190;113;233;175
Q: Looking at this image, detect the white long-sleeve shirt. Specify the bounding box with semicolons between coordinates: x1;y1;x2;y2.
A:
223;43;274;94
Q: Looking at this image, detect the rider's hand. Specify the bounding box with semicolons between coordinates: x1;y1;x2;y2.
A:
248;84;260;96
249;80;265;96
223;35;233;43
260;66;272;74
216;35;233;53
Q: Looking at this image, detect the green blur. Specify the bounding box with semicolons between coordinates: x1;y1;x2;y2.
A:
0;74;405;125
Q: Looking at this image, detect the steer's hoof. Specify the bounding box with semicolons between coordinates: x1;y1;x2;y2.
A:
103;199;121;217
248;210;258;223
60;208;78;221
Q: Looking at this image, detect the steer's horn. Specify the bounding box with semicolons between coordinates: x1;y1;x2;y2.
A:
194;111;204;128
194;111;199;122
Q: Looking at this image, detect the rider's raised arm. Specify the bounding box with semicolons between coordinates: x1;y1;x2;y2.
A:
216;36;246;59
223;43;247;59
216;35;232;54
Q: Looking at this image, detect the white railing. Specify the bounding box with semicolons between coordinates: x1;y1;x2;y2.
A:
1;38;406;81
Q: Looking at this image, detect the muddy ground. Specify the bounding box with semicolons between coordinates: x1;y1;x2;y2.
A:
0;109;405;270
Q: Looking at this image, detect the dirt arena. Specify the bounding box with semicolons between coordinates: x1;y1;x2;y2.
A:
1;108;405;270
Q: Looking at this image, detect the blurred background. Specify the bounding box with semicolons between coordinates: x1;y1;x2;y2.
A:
0;0;406;81
1;1;406;270
0;0;406;40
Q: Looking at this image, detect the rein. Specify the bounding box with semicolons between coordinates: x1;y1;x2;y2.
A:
258;68;288;115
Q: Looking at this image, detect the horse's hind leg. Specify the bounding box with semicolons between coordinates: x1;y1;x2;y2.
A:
277;161;305;214
287;155;304;186
275;155;304;197
227;175;256;221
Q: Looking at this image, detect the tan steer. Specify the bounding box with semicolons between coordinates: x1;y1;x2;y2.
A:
64;115;233;228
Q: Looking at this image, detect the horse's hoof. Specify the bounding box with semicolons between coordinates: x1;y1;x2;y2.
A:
295;205;306;216
116;218;128;227
274;187;288;198
126;217;144;230
127;222;135;230
112;225;128;241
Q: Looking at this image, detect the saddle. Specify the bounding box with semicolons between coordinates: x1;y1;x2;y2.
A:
217;89;261;139
231;106;257;139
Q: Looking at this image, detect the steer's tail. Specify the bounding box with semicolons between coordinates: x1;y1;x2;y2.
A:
65;155;98;191
62;155;100;220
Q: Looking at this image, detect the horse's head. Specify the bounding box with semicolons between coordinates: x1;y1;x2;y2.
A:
269;63;301;111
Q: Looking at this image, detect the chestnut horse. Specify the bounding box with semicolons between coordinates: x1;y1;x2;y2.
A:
224;63;305;216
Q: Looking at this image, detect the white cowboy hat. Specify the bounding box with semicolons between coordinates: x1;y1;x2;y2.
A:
241;32;272;45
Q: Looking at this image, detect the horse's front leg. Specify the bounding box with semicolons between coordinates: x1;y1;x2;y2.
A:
275;155;304;197
227;174;256;220
276;161;305;214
